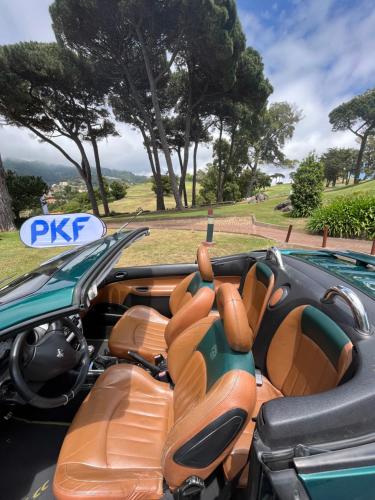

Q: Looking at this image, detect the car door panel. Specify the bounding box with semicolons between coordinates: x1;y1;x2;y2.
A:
98;253;253;316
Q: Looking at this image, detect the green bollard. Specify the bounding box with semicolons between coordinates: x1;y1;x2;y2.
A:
203;208;215;246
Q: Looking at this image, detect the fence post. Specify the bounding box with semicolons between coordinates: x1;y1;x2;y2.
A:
285;224;293;243
203;208;215;246
371;239;375;256
322;226;329;248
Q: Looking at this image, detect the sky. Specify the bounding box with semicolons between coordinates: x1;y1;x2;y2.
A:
0;0;374;177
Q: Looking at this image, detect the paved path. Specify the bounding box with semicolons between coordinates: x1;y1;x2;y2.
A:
107;216;374;254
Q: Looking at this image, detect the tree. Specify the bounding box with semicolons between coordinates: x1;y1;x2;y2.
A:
242;102;301;197
290;154;324;217
110;180;127;201
0;155;15;231
110;74;167;211
363;136;375;178
320;148;357;186
0;42;114;216
191;118;211;207
50;0;255;211
207;47;273;202
6;171;48;222
329;88;375;184
240;170;271;196
198;164;240;205
271;172;286;184
151;175;173;198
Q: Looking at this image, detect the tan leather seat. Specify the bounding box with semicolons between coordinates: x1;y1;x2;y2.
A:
109;245;215;361
224;304;353;486
54;284;257;500
242;262;275;340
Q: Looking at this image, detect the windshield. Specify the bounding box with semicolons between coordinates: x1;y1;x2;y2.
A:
0;247;84;304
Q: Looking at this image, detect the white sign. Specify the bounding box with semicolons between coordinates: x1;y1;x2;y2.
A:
20;213;107;248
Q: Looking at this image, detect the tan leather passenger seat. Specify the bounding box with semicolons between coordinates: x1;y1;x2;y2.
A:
54;284;257;500
224;304;353;487
109;245;215;361
241;262;275;340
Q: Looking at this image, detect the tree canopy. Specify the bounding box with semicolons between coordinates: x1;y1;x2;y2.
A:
329;88;375;183
0;42;116;215
50;0;271;210
6;171;48;222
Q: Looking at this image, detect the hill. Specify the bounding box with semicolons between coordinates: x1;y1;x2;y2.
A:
3;158;148;185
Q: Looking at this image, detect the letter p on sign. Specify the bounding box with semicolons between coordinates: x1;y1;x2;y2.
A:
20;214;106;248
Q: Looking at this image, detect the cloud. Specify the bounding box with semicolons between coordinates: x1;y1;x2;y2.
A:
239;0;375;160
0;0;374;175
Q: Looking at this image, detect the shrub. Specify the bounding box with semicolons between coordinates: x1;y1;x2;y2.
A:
111;180;127;200
290;153;324;217
307;194;375;240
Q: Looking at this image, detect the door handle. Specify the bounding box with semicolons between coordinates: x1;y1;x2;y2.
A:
115;271;128;279
135;286;150;292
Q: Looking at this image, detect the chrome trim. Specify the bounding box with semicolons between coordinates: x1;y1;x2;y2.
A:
266;246;285;271
321;285;371;335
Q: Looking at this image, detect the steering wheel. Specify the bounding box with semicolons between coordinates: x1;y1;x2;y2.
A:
9;317;90;409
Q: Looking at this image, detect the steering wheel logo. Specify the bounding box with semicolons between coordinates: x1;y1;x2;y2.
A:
57;348;65;359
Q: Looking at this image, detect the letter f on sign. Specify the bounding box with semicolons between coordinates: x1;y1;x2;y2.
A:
31;220;49;245
73;216;90;241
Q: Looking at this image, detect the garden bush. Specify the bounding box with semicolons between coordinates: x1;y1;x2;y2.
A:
291;153;324;217
307;194;375;239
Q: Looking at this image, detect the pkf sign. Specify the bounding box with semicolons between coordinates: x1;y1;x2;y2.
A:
20;214;106;248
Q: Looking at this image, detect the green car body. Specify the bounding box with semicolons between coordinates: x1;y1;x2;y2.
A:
0;228;148;333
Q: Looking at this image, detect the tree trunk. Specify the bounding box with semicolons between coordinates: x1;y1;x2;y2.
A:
140;126;165;211
179;88;193;207
216;119;224;203
0;155;15;231
91;137;110;216
177;148;188;207
192;140;199;207
83;166;99;216
247;164;258;198
74;138;99;216
151;147;165;211
135;27;182;210
220;124;237;201
26;124;99;216
354;134;368;184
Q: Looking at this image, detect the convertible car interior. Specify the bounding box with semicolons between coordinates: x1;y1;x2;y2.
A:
0;228;374;500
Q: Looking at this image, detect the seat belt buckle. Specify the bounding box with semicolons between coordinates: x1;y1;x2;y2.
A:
174;476;205;498
255;369;263;386
154;353;167;371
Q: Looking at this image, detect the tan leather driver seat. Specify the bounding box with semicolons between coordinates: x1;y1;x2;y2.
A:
54;284;257;500
109;245;215;362
224;304;354;486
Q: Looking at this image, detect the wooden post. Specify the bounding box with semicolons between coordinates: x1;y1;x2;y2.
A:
285;224;293;243
322;226;329;248
371;239;375;256
203;208;215;246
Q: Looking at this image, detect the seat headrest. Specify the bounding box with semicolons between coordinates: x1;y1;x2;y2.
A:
216;283;253;352
197;245;214;282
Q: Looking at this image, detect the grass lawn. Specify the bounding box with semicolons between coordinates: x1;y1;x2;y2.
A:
99;181;195;214
0;231;69;281
104;179;375;230
0;229;273;281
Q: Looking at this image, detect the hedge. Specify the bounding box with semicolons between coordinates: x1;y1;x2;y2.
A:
307;194;375;240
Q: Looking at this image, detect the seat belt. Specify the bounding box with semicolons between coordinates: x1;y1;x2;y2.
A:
238;257;254;295
255;369;263;386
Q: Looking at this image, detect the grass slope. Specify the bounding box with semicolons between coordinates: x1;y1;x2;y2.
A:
104;179;375;230
0;230;273;281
